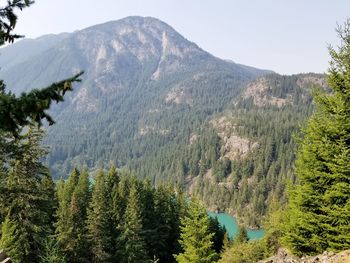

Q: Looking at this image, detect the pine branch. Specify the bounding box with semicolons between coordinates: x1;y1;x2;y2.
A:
0;71;84;135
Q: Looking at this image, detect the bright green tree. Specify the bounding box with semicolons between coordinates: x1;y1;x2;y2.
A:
39;237;66;263
284;21;350;255
0;216;24;263
87;170;113;262
175;199;217;263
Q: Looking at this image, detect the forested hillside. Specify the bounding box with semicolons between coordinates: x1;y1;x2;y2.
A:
0;16;269;181
188;73;327;226
0;16;330;226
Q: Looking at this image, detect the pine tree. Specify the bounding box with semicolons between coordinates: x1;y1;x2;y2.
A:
87;170;113;262
55;169;80;249
0;216;25;263
284;20;350;255
139;180;159;260
208;217;226;253
0;129;54;262
39;237;66;263
39;174;58;233
55;168;91;262
118;182;148;263
68;168;91;262
234;225;249;244
175;199;217;263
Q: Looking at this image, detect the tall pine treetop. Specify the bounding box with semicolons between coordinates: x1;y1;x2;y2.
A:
284;20;350;255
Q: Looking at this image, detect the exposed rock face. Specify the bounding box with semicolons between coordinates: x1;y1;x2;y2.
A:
211;116;258;160
259;248;350;263
241;73;326;107
242;77;290;107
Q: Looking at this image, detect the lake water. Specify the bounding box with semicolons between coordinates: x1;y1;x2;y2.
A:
208;212;265;240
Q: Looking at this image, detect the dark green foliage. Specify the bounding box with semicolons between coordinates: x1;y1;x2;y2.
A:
117;182;148;263
0;129;55;262
0;71;83;136
55;168;91;262
192;73;319;227
87;170;113;262
208;217;226;253
284;21;350;255
234;226;249;244
0;0;33;45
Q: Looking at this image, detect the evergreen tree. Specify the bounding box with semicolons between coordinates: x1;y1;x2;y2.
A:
139;180;159;260
39;237;66;263
0;216;25;263
208;217;226;253
39;174;58;233
0;129;54;262
118;182;148;263
87;170;113;262
55;168;91;262
284;21;350;255
55;169;80;249
68;169;91;262
234;225;249;244
175;199;217;263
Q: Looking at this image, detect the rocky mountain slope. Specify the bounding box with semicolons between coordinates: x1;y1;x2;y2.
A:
191;73;326;226
0;16;270;179
0;16;328;226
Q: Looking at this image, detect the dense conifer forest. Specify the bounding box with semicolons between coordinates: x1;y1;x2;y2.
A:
0;1;349;262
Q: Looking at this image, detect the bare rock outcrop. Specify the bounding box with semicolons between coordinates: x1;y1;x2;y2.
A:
259;248;350;263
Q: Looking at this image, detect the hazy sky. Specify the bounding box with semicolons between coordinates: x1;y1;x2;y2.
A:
12;0;350;74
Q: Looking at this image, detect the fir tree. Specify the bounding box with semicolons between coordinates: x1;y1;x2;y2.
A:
39;237;66;263
55;168;91;262
208;217;226;253
55;169;80;249
118;182;148;263
68;168;91;262
0;129;54;262
234;225;249;244
87;170;113;262
175;199;217;263
284;20;350;255
0;216;25;263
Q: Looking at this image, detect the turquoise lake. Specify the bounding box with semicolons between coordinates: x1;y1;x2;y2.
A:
208;212;265;240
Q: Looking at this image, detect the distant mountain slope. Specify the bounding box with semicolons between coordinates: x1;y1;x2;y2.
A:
0;16;270;179
191;73;327;226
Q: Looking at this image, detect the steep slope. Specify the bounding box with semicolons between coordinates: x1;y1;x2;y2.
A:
0;16;269;179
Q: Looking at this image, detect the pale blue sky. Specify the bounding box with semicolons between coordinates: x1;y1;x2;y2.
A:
13;0;350;74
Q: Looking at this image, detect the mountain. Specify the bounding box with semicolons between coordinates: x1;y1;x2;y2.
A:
0;16;270;180
1;16;326;226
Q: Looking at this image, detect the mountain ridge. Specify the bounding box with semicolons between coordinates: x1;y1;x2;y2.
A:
0;16;318;226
